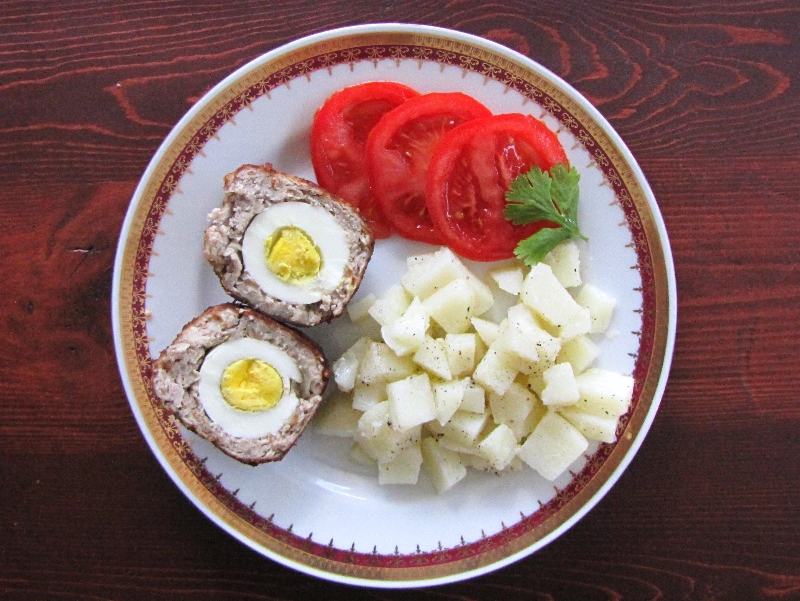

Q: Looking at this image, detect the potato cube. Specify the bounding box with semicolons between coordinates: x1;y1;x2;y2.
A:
541;363;580;407
421;437;467;494
356;402;421;463
432;378;468;425
378;442;423;485
557;335;599;375
381;297;430;356
444;333;477;377
473;346;517;396
387;373;437;431
489;380;541;440
477;424;518;470
429;410;489;447
402;247;471;299
412;336;452;380
489;264;524;296
576;283;617;334
357;341;416;385
332;337;372;392
517;411;588;480
314;391;362;437
347;293;376;322
368;284;411;327
351;380;386;411
558;306;592;341
423;278;477;334
470;316;502;346
521;263;584;329
559;406;619;443
575;368;634;417
543;240;581;288
459;378;485;413
348;443;376;466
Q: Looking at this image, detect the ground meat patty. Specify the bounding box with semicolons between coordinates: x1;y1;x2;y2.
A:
151;303;330;465
204;163;374;327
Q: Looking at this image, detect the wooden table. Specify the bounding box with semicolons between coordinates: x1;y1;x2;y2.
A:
2;2;798;598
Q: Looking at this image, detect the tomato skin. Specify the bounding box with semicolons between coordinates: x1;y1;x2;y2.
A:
310;82;420;238
425;113;569;262
365;92;492;245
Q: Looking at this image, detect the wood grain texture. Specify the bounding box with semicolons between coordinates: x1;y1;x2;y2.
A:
1;0;798;598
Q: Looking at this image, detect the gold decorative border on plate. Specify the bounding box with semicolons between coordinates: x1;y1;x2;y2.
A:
116;28;671;583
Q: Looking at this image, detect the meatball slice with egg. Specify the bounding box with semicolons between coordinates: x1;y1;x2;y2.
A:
204;163;374;327
151;303;330;465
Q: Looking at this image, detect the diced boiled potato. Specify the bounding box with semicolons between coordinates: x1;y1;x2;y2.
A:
557;306;592;341
432;378;468;425
427;410;489;448
381;297;429;356
517;411;588;480
444;333;476;378
402;247;472;299
437;434;480;456
543;240;582;288
348;443;377;466
477;424;518;470
473;346;518;396
314;392;362;437
471;316;502;346
368;284;411;327
423;278;477;334
357;341;416;385
421;437;467;494
576;283;617;334
557;335;599;375
351;380;386;411
378;442;423;485
355;402;421;463
527;370;546;397
459;378;485;413
575;368;634;417
461;273;494;317
412;336;452;380
489;380;542;441
387;373;437;431
521;263;585;330
541;363;580;407
489;264;524;296
559;406;619;443
347;293;376;322
332;337;372;392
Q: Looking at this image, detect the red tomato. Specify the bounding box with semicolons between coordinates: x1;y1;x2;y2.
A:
311;82;420;238
365;93;492;244
425;113;569;262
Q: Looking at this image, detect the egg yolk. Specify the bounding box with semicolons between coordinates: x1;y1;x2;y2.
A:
220;358;283;412
264;226;322;284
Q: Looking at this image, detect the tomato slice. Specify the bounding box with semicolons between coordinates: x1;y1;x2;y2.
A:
310;82;420;238
425;113;569;262
365;93;492;244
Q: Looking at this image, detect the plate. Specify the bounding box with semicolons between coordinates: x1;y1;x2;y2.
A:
112;23;676;587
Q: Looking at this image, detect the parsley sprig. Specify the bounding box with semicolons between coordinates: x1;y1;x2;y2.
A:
504;164;587;266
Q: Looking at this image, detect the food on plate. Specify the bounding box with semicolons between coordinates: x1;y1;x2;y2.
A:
151;303;330;465
204;163;374;327
311;81;420;239
504;163;587;265
426;113;570;262
315;243;633;493
364;92;492;245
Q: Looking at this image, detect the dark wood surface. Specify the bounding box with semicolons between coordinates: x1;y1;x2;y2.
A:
2;1;799;599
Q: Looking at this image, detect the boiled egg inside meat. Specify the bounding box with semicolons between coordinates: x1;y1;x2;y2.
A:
241;201;350;305
198;337;302;439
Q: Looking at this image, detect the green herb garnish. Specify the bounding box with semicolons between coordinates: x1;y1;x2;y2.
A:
504;163;587;266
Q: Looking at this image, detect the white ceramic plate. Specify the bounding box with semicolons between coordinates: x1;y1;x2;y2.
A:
112;23;676;587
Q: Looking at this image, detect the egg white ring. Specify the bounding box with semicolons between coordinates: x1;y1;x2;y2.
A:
198;337;302;439
241;201;350;304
